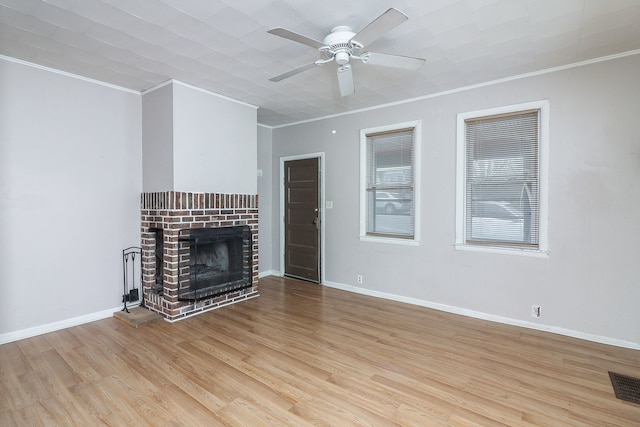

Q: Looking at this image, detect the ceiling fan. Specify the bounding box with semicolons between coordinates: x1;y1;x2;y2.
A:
267;8;426;96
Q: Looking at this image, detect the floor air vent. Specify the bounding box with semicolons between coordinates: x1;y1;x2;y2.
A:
609;372;640;404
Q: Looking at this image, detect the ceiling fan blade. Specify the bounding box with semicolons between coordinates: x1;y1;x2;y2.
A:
350;8;408;47
363;52;426;70
269;62;318;82
337;64;354;96
267;28;325;49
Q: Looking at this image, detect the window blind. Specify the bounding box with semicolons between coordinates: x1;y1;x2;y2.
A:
366;128;415;238
465;110;539;247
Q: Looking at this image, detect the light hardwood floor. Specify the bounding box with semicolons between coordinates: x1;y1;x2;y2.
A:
1;276;639;426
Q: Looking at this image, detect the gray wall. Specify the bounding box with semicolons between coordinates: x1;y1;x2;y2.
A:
267;54;640;347
142;83;173;192
173;82;258;194
143;81;258;195
257;125;274;274
0;57;142;338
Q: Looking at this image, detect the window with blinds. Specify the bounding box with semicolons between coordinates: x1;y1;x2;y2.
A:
362;126;416;239
463;109;540;248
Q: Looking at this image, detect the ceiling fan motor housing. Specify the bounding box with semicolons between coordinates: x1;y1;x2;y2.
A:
324;26;356;65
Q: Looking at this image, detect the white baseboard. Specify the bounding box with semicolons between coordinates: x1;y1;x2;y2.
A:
6;280;637;351
0;305;126;345
259;270;280;278
322;280;640;351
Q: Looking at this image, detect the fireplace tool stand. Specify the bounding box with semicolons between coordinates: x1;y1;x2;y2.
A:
122;246;143;313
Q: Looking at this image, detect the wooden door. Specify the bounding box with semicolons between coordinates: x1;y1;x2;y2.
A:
284;158;320;282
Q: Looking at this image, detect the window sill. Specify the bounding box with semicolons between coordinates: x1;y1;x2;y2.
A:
454;243;549;258
360;235;420;246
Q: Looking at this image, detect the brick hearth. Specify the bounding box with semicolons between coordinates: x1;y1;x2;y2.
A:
141;191;259;321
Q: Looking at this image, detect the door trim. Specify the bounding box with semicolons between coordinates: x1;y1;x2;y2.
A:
279;153;325;284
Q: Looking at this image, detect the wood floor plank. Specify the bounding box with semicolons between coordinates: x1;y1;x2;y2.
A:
1;275;639;426
217;397;313;427
10;404;47;427
447;406;515;427
55;346;107;384
0;341;31;378
0;409;18;427
393;402;451;426
37;395;94;427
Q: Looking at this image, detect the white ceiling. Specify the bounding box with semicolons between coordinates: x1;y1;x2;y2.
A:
1;0;639;127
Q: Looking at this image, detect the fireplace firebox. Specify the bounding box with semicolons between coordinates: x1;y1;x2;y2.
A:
178;226;252;300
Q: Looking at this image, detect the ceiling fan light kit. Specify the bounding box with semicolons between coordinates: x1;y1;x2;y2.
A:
337;64;354;96
268;8;426;97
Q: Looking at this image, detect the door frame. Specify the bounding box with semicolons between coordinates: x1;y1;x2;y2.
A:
279;152;325;284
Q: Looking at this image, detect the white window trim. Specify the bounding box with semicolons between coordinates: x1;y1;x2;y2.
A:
359;120;421;246
455;100;549;257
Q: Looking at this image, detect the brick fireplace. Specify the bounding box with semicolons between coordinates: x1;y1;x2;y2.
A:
141;191;259;321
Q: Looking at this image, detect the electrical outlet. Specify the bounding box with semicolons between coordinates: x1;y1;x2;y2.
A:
531;305;541;318
356;275;363;284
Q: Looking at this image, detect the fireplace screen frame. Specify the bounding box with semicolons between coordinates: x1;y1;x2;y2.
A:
177;225;253;301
